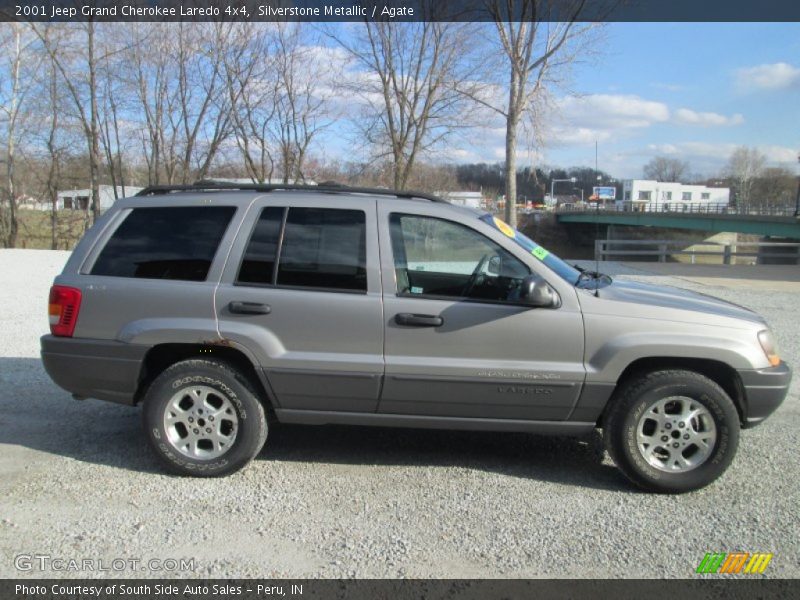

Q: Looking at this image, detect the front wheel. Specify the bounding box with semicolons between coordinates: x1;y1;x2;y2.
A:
603;369;740;493
142;359;267;477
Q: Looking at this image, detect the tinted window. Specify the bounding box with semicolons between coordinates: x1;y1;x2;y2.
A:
390;214;529;302
92;206;235;281
277;208;366;291
237;207;285;285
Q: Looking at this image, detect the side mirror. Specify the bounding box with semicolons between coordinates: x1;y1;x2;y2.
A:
521;274;560;308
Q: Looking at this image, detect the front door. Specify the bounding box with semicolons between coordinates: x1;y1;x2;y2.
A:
378;207;585;421
215;196;384;413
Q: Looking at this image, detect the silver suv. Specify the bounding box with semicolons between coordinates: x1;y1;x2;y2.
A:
41;183;791;492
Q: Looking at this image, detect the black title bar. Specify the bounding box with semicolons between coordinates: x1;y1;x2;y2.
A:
4;579;800;600
2;0;800;22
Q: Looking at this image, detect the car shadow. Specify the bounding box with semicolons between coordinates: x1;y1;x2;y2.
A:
1;357;629;491
261;423;627;492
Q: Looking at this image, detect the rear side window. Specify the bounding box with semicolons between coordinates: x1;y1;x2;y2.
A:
91;206;235;281
278;208;366;291
237;207;285;285
236;207;367;291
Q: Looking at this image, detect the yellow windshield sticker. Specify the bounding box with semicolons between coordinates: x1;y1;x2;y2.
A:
532;246;549;260
493;217;516;238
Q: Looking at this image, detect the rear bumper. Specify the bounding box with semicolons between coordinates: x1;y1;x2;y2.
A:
40;335;148;405
738;361;792;428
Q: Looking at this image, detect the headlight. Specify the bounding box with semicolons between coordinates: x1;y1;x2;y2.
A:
758;330;781;367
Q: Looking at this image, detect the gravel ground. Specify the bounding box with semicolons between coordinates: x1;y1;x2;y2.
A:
0;249;798;579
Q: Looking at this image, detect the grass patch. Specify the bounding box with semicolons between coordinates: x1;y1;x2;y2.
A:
16;209;89;250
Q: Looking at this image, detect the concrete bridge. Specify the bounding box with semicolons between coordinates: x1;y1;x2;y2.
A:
556;206;800;239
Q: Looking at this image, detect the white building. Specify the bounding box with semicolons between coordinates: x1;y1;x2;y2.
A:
618;180;730;212
58;185;143;211
437;191;484;209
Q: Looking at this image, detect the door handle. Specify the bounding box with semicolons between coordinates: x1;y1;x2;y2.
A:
395;313;443;327
228;301;271;315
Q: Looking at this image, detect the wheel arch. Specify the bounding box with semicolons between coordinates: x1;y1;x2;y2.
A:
134;342;277;412
599;356;746;426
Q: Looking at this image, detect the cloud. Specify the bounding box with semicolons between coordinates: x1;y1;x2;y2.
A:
647;142;735;160
559;94;670;130
736;62;800;91
673;108;744;127
758;145;799;163
644;142;798;175
548;127;613;146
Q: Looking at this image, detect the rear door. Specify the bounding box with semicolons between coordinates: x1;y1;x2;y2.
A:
377;204;585;421
215;195;384;413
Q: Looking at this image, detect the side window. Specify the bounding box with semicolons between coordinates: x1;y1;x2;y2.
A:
91;206;235;281
237;206;285;285
277;208;367;291
389;214;529;303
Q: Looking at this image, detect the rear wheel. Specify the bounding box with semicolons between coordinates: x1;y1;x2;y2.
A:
142;359;267;477
603;369;739;493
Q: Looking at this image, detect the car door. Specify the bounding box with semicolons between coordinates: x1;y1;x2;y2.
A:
377;204;585;421
215;195;384;413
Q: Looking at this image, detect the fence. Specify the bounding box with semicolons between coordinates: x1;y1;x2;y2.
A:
594;239;800;265
557;202;796;217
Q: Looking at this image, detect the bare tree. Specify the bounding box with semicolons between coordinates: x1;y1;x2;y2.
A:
97;27;132;199
223;24;277;183
725;146;766;211
750;167;795;208
272;23;332;184
0;22;40;247
124;23;234;185
330;18;476;190
125;23;174;185
33;22;105;227
44;56;64;249
643;156;690;183
175;23;233;183
477;0;597;227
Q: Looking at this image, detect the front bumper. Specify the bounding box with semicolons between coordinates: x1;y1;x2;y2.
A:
738;361;792;428
41;335;149;405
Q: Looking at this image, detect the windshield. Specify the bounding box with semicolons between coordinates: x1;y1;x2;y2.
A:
480;214;582;285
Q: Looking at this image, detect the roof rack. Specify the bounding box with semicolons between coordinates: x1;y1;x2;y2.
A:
135;180;449;203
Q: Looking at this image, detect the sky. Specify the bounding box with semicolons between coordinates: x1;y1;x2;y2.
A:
539;22;800;179
319;22;800;180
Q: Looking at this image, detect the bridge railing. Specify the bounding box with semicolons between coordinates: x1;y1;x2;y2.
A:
557;202;796;217
595;239;800;265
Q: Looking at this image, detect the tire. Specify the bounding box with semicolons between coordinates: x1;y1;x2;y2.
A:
142;359;267;477
603;369;739;493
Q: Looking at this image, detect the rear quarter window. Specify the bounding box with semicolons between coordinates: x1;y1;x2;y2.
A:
91;206;236;281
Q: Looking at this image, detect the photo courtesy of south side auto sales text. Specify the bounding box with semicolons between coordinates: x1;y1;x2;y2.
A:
16;583;303;597
19;3;415;18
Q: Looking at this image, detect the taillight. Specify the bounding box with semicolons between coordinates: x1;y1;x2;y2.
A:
49;285;82;337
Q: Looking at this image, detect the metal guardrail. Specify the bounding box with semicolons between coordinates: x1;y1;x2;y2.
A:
595;239;800;264
557;202;797;217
